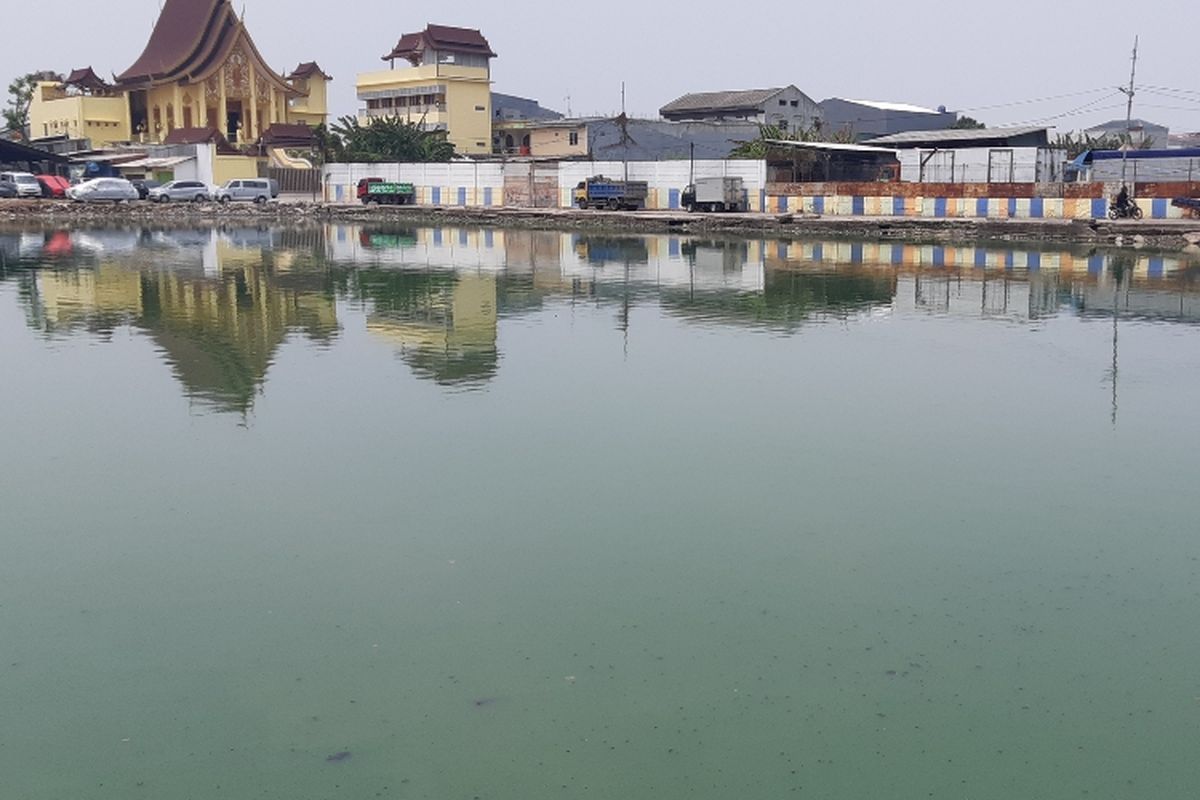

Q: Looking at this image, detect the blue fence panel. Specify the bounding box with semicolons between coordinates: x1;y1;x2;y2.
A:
432;187;441;205
1091;199;1107;219
1030;198;1044;218
668;189;680;210
852;196;865;215
458;187;467;206
893;196;906;216
976;198;989;217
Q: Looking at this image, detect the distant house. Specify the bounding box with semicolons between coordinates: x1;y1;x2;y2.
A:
493;117;759;160
659;86;819;133
492;93;561;123
865;126;1064;183
818;98;956;142
1085;118;1169;148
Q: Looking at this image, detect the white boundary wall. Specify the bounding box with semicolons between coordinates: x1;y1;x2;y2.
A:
324;162;506;206
324;160;768;210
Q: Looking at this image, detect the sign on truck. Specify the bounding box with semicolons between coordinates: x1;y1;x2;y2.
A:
357;177;416;205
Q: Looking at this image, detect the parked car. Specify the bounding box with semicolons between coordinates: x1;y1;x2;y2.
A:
0;171;44;198
149;180;214;203
130;178;161;200
215;178;273;204
0;182;17;199
66;177;140;202
36;175;71;198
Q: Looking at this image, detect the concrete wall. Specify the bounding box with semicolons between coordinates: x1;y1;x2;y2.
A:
762;181;1192;220
324;159;768;210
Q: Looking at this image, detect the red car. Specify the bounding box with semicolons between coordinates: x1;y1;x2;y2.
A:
36;175;71;198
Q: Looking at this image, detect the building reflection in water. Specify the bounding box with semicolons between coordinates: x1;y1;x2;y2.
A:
12;227;338;413
3;222;1199;412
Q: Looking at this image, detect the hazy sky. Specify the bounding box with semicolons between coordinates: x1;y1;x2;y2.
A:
4;0;1198;134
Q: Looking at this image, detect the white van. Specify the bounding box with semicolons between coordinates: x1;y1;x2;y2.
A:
215;179;273;204
0;172;43;198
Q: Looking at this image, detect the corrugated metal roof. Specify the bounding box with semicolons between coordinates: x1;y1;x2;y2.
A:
865;126;1050;145
841;99;941;114
661;88;783;115
763;139;898;154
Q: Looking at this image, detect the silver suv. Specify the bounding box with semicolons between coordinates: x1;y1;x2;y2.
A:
215;179;272;204
149;180;213;203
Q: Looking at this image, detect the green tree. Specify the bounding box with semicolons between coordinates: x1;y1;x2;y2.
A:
327;115;455;163
729;123;852;159
4;71;62;138
1053;131;1153;158
951;115;986;129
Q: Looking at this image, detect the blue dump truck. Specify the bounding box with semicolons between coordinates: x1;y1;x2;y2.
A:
573;176;649;210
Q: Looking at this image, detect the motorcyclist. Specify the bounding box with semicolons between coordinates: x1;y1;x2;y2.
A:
1115;184;1130;214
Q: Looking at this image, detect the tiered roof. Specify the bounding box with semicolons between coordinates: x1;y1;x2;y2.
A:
115;0;296;95
382;24;496;64
63;67;111;93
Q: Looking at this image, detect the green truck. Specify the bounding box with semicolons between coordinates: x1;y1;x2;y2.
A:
357;177;416;205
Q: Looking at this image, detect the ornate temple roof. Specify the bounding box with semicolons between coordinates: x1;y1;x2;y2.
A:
116;0;295;94
63;67;111;93
382;24;496;64
287;62;331;81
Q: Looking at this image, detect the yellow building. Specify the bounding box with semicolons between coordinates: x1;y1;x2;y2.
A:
29;0;329;149
356;24;495;156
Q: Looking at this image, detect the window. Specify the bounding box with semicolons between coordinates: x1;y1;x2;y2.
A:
475;105;486;111
790;100;799;107
569;131;579;146
779;100;787;106
778;120;788;131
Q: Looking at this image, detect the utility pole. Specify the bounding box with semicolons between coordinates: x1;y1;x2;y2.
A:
1118;36;1139;187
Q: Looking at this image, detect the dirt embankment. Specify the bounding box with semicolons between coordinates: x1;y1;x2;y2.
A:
4;200;1200;252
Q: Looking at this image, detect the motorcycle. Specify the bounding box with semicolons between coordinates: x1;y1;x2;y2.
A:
1108;200;1143;220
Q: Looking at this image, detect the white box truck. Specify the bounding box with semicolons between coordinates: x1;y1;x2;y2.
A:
681;176;748;213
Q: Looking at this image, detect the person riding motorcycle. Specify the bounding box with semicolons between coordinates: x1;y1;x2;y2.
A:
1115;185;1130;212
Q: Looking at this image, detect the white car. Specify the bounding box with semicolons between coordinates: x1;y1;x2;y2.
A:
0;171;43;198
67;178;140;203
214;178;273;204
148;180;214;203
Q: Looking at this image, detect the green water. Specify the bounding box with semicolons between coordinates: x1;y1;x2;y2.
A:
1;226;1198;799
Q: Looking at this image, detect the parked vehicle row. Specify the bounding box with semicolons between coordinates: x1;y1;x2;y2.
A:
0;175;280;204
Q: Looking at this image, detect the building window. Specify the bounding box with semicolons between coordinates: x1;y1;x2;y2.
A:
779;100;787;106
569;131;579;146
790;100;799;107
475;105;486;111
778;120;788;131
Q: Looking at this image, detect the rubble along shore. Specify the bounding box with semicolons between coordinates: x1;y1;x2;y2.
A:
4;200;1200;253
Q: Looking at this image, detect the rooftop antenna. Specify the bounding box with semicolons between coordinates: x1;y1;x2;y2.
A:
1118;35;1139;187
564;94;572;118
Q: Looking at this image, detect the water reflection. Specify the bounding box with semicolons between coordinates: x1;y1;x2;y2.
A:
3;223;1199;412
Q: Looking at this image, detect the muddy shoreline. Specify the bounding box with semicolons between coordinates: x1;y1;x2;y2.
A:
4;199;1200;253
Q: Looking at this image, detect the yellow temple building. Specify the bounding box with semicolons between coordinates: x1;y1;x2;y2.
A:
29;0;329;149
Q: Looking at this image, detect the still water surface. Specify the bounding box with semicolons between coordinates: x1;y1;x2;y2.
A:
1;225;1198;799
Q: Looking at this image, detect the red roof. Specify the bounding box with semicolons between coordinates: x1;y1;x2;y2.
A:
64;67;110;92
259;123;316;147
163;126;240;155
117;0;232;85
116;0;295;96
382;24;496;63
287;62;331;81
